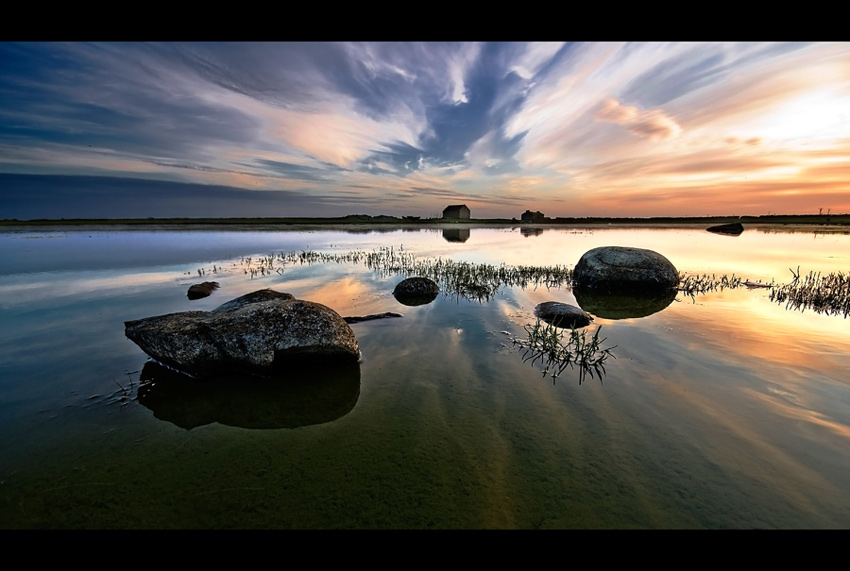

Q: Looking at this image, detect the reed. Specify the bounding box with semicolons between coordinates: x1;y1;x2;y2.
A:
236;246;575;302
677;272;743;296
229;247;850;318
511;320;616;384
770;267;850;318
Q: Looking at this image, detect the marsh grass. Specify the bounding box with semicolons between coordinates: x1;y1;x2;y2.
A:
677;272;743;297
770;267;850;318
236;246;575;302
511;320;616;384
226;247;850;318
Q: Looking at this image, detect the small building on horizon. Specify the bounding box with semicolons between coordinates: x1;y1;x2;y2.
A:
442;204;470;219
521;210;545;223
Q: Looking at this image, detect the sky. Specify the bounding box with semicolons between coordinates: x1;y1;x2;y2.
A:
1;42;849;219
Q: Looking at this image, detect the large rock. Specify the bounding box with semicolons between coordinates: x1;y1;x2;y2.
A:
573;246;678;293
534;302;593;328
125;289;360;378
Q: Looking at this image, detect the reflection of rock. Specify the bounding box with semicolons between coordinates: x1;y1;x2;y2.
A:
574;288;678;319
573;246;678;293
187;281;219;300
393;277;440;306
137;360;360;430
442;228;470;242
125;289;360;378
534;302;593;328
707;222;744;236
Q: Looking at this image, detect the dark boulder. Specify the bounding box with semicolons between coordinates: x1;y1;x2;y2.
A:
573;246;678;293
393;277;440;306
125;289;360;379
707;222;744;236
534;302;593;328
187;281;219;300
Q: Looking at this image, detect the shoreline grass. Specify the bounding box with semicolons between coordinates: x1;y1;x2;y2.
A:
233;247;849;319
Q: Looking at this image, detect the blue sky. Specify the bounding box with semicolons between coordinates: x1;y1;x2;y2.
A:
1;42;848;219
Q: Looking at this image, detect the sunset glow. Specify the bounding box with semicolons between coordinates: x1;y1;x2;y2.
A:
1;42;848;219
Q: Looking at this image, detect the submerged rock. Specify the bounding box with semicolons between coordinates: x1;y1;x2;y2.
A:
393;277;440;306
707;222;744;236
125;289;359;378
534;302;594;328
187;281;219;300
573;246;678;293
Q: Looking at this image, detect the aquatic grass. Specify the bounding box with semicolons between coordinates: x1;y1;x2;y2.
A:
230;247;850;318
770;267;850;318
511;320;616;384
677;272;744;296
236;246;575;302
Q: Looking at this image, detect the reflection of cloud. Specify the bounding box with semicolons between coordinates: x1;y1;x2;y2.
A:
595;98;681;140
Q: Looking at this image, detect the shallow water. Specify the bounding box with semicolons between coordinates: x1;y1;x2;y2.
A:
1;225;849;528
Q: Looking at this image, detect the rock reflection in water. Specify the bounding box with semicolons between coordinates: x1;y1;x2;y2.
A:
574;287;678;319
137;360;360;430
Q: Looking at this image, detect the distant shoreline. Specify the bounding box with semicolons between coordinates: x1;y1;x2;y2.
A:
2;214;849;229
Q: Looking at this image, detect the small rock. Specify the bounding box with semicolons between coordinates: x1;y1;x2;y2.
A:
187;281;219;300
343;312;403;324
534;302;594;328
707;222;744;236
393;277;440;306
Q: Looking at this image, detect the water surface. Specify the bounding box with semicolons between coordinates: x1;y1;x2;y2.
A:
1;225;848;528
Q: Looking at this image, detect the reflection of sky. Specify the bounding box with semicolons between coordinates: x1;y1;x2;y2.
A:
3;226;850;527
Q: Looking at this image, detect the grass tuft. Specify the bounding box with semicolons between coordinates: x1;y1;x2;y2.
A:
511;320;617;384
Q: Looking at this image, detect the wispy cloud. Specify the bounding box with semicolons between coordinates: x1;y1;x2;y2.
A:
1;42;848;218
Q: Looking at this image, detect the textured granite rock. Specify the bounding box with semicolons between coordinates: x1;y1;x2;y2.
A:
125;289;359;378
573;246;678;293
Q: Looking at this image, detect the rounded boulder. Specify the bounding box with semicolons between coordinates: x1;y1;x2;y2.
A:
393;277;440;306
534;302;594;328
573;246;678;293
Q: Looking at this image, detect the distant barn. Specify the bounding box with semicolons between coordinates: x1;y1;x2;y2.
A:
442;204;470;219
521;210;545;223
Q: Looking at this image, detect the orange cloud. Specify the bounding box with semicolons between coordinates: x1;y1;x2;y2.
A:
595;98;682;141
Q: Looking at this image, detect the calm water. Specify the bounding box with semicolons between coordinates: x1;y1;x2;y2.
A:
1;225;849;529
